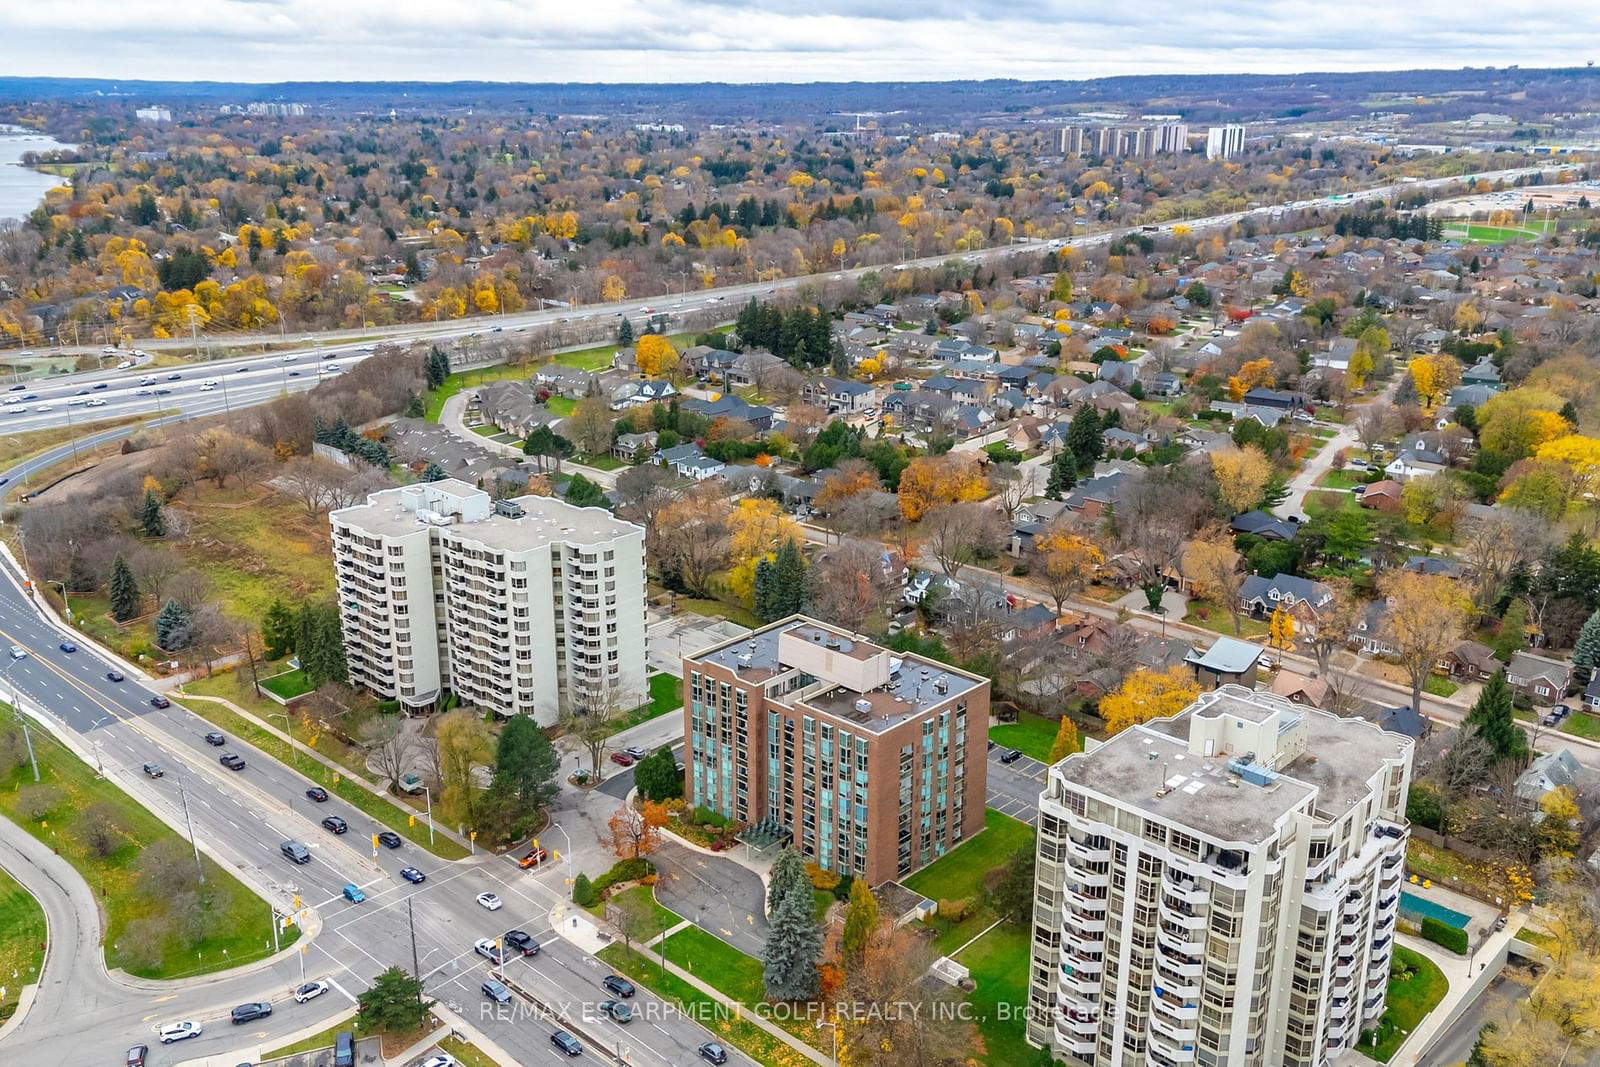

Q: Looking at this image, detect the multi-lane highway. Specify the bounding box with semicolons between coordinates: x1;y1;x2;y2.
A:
0;548;753;1067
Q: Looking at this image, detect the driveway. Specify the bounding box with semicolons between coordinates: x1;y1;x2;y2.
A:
652;841;770;958
986;747;1046;825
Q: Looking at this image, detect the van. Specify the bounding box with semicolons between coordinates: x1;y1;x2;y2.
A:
333;1031;355;1067
280;841;311;864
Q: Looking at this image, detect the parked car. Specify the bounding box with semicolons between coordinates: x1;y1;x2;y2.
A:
158;1021;201;1044
399;866;426;884
417;1055;459;1067
477;891;503;911
609;752;635;767
602;974;635;998
142;762;164;778
293;980;330;1003
219;753;246;770
230;1002;272;1024
305;786;329;802
622;745;649;761
999;749;1024;764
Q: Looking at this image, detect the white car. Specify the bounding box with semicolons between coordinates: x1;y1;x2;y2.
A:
34;404;51;412
476;891;503;911
2;396;17;405
158;1021;201;1043
474;937;507;962
293;979;330;1003
87;398;106;407
282;354;296;362
116;360;133;369
418;1055;460;1067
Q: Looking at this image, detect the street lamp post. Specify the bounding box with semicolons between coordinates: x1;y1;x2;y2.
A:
0;665;40;782
176;776;205;884
420;784;435;845
817;1019;839;1064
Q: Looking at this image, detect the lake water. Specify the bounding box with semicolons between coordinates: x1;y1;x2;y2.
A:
0;126;74;223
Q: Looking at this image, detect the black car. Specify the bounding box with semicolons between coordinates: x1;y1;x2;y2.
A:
503;929;539;956
601;974;635;998
321;815;348;834
219;753;246;770
150;696;171;709
306;786;329;802
106;670;125;682
550;1031;583;1057
142;762;164;778
125;1044;148;1067
399;866;426;884
167;373;182;381
698;1041;729;1065
204;731;226;746
229;1002;272;1024
376;830;402;849
92;382;108;390
999;748;1024;764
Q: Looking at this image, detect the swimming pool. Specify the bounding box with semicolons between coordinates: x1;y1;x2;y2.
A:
1399;889;1470;929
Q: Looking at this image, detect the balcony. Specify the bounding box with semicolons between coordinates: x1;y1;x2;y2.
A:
1066;837;1111;863
1064;885;1109;911
1063;950;1102;976
1064;929;1105;956
1065;909;1107;936
1147;1029;1197;1064
1074;864;1111;888
1058;1009;1100;1036
1051;1030;1097;1058
1152;995;1200;1023
1058;970;1100;998
1157;924;1205;954
1148;1008;1198;1045
1159;905;1207;930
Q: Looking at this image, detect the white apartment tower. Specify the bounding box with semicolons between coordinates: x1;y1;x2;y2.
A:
1027;686;1412;1067
1206;124;1247;160
330;480;647;725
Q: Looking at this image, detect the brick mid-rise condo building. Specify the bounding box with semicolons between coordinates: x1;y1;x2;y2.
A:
682;616;988;884
1027;686;1413;1067
330;479;647;725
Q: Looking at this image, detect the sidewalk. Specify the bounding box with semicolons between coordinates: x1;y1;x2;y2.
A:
1382;915;1525;1066
548;902;831;1067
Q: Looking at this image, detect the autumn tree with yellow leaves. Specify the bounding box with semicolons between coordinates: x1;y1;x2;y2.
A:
634;334;678;380
1209;445;1273;515
1101;666;1201;736
896;455;988;522
1031;526;1104;613
1407;354;1462;411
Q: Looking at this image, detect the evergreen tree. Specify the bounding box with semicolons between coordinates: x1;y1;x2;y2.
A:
617;317;635;346
992;844;1037;926
767;846;810;915
830;335;850;378
108;555;139;622
563;473;609;509
492;716;561;810
769;539;807;618
753;556;776;622
1463;670;1528;762
141;490;166;538
1065;407;1102;474
840;879;879;972
421;461;447;482
1045;446;1076;500
1573;608;1600;682
261;599;296;660
634;746;685;802
154;599;193;651
1560;400;1580;427
294;601;319;669
762;883;822;1001
403;391;425;418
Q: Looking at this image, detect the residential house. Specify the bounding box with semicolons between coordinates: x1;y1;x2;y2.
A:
1230;510;1300;542
1367;704;1431;741
609;379;676;410
1242;387;1306;412
682;394;775;433
1446;383;1501;409
535;365;599;398
1359;480;1403;513
475;381;562;439
1514;748;1581;804
725;351;788;387
1352;601;1398;656
802;376;876;413
1506;650;1573;705
1383;449;1447;482
1313;337;1358;372
1402;556;1463;579
611;431;658;463
1268;669;1331;708
1185;636;1264;689
654;443;725;481
1063;470;1138;521
1417;328;1449;353
681;345;738;379
1102;427;1151;456
1150;372;1184;398
1462;358;1502;387
1584;676;1600;712
1440;641;1499;682
1238;573;1335;632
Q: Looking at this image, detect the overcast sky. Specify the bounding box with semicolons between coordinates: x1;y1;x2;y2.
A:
8;1;1600;84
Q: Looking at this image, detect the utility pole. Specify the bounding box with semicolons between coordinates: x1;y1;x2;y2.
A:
14;711;39;783
177;777;204;883
408;896;424;1018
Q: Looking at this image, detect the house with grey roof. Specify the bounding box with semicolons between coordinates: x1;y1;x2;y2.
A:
1515;748;1580;804
1506;650;1573;705
1238;574;1335;633
1186;636;1263;690
654;443;725;481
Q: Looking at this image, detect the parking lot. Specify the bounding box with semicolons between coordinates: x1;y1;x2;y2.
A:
986;746;1047;825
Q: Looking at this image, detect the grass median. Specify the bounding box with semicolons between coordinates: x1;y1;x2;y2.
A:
0;710;295;979
170;695;469;861
0;863;46;1022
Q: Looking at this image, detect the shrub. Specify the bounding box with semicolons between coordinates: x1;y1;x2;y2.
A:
591;857;656;899
832;873;856;902
806;862;841;891
693;806;729;828
573;873;596;908
1420;916;1468;955
939;898;973;922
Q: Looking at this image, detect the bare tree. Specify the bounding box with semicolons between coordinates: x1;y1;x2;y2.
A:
1354;403;1396;457
810;540;897;635
989;462;1035;522
923;502;1004;579
1111;473;1211;611
359;716;417;795
935;580;1009;664
1459;507;1553;614
561;682;628;784
566;396;614;455
278;456;347;517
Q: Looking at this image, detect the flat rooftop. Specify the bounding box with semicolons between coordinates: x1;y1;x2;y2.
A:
333;481;639;547
688;616;985;732
1060;687;1409;844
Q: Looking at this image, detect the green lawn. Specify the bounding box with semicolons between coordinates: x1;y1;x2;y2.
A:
181;670;373;779
589;884;681;942
423;361;541;422
659;925;767;1006
577;453;625;471
0;710;295;979
1559;712;1600;740
596;943;802;1067
905;809;1035;955
1439;219;1555;244
435;1035;503;1067
262;1016;369;1058
170;692;469;860
260;668;314;700
176;485;338;622
1184;599;1271;639
1357;946;1448;1063
1422;675;1459;698
988;711;1072;763
956;923;1034;1067
546;395;576;416
0;864;46;1022
1320;469;1370;490
674;596;762;630
607;673;683;737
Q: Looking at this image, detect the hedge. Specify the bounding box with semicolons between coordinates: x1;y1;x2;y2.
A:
1420;916;1468;955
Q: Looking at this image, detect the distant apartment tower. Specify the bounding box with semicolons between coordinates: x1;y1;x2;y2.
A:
682;617;988;884
1060;126;1086;156
134;106;172;123
1206;124;1248;160
1026;686;1412;1067
330;480;647;726
1061;123;1189;159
